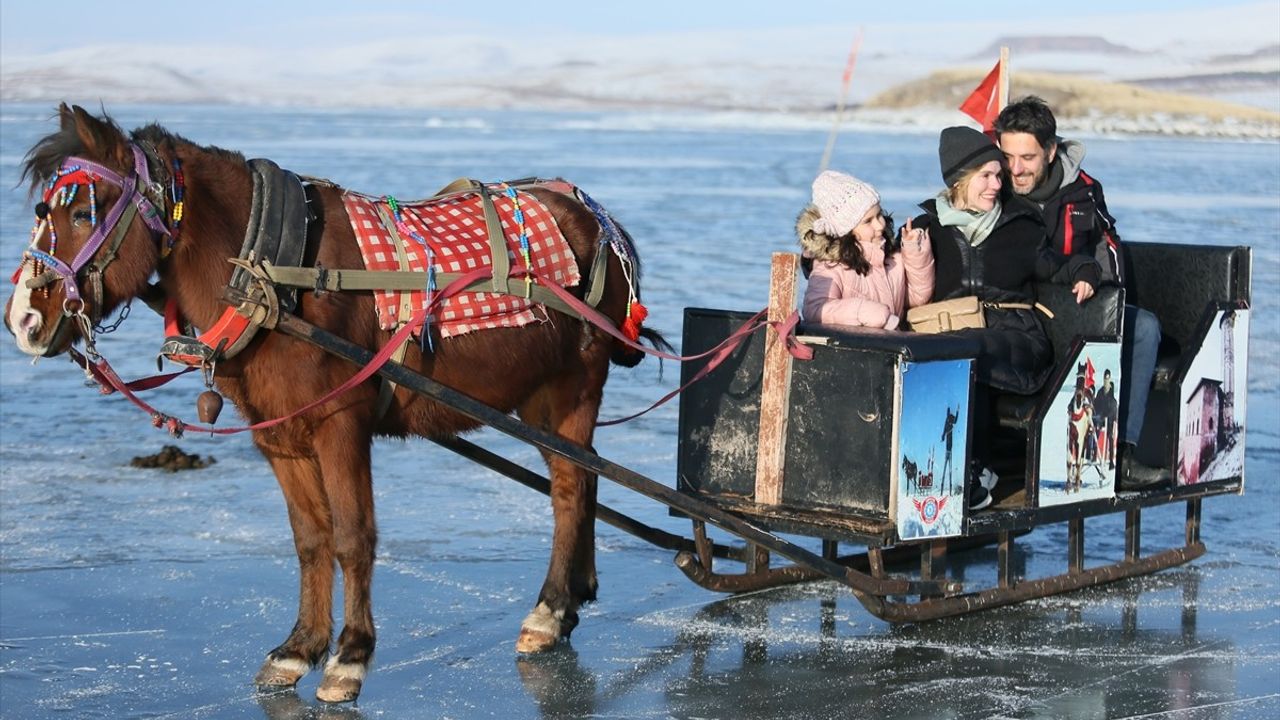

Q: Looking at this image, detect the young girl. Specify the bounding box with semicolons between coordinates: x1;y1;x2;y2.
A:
798;170;934;330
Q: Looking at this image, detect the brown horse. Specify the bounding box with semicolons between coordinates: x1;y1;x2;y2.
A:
4;104;654;703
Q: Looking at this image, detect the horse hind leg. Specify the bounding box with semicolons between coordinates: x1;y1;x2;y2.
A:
253;449;335;690
571;465;598;605
517;451;599;654
515;374;604;653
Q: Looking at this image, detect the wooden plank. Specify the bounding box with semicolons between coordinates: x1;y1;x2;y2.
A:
754;252;800;506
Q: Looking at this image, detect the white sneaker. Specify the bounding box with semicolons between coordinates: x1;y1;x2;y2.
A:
978;466;999;491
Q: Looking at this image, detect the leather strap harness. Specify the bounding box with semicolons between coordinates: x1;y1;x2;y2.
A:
160;159;312;366
159;168;617;396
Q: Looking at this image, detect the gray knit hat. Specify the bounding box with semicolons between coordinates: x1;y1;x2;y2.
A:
939;126;1004;187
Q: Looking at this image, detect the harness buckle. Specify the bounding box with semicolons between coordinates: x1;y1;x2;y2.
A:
314;263;329;298
158;336;218;368
146;180;165;206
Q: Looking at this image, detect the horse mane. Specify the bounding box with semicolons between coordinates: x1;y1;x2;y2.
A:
20;109;245;196
20;113;93;194
131;123;245;165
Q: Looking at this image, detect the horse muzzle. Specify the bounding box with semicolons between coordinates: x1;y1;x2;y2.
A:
5;289;75;358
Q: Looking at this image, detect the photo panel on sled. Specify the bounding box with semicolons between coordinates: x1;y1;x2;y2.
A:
1174;304;1250;487
1123;242;1251;490
1037;341;1123;507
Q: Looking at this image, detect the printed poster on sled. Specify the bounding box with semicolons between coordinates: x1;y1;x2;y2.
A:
1038;342;1123;507
1177;307;1249;486
896;359;969;540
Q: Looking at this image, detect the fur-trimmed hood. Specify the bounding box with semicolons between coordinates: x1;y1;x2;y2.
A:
796;205;842;262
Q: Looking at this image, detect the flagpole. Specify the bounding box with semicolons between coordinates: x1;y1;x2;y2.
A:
998;46;1010;111
818;28;863;175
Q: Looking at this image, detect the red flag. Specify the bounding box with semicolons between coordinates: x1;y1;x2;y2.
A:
959;60;1002;132
1085;357;1096;390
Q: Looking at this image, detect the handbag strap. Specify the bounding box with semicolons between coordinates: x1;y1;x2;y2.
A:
985;301;1055;319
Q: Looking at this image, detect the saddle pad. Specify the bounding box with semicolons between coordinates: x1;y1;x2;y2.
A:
342;188;580;338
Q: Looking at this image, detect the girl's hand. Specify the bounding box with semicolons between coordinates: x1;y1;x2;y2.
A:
1073;280;1095;304
899;218;927;250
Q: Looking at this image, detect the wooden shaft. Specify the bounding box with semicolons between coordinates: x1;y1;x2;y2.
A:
754;252;800;506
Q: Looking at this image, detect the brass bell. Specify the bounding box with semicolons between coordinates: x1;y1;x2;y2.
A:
197;390;224;424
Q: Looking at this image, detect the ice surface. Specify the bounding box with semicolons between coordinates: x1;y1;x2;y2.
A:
0;104;1277;718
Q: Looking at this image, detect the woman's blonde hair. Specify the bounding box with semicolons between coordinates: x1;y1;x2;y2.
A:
946;164;987;209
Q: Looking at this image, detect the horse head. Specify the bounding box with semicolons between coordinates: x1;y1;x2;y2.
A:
6;104;171;358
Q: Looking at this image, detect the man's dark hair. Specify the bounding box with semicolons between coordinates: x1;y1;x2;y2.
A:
993;95;1057;149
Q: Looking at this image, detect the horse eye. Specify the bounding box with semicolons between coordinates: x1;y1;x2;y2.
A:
72;209;92;226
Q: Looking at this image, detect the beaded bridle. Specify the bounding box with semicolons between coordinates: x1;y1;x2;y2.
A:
18;144;173;352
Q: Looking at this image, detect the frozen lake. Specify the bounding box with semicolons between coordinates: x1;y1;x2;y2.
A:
1;104;1277;718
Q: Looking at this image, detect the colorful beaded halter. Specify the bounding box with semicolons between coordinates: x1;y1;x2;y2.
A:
21;144;171;309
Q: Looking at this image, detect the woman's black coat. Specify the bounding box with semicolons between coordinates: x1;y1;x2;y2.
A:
913;194;1099;395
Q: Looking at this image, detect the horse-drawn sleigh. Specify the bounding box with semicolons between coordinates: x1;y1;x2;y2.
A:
4;105;1251;703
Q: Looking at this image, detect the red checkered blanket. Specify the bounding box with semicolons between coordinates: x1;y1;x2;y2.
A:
342;186;580;338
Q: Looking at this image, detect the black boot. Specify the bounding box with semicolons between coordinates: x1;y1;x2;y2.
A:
968;482;992;511
1116;442;1170;491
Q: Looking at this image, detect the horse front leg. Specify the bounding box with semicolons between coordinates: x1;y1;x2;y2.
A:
516;377;603;654
254;450;335;690
312;417;378;703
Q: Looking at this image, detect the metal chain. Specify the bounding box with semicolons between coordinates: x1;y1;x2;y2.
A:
94;298;133;335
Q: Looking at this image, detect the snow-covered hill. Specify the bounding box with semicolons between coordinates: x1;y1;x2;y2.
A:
2;3;1277;127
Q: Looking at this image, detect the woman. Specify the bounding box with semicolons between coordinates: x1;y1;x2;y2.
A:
914;126;1099;509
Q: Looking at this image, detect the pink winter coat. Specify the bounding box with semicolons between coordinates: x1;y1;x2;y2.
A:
801;223;935;330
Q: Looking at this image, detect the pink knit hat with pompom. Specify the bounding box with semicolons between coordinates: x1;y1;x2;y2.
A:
810;170;880;237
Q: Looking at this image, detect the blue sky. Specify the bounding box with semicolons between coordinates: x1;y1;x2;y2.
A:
0;0;1253;55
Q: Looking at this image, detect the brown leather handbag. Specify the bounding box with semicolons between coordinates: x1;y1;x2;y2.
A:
907;297;985;333
907;297;1053;334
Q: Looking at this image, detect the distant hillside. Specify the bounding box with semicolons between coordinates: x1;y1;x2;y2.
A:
2;3;1277;138
971;36;1146;59
1132;70;1280;97
864;69;1280;124
1208;43;1280;65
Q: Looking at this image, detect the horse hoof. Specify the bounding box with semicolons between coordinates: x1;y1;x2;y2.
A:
515;627;558;654
316;658;366;703
316;675;362;703
253;657;309;688
517;602;568;653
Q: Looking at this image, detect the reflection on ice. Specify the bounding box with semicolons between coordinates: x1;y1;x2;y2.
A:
595;574;1254;720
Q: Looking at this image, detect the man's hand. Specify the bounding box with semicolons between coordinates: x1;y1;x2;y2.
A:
1073;280;1095;304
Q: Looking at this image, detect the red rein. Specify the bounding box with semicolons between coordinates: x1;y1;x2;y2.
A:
83;265;809;435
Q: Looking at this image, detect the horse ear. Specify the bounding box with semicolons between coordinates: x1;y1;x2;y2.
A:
70;105;130;167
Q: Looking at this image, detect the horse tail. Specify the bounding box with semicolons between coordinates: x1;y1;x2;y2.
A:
612;325;671;368
575;195;668;369
608;222;670;368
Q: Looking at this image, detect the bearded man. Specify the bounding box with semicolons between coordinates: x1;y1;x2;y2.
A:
994;96;1167;490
